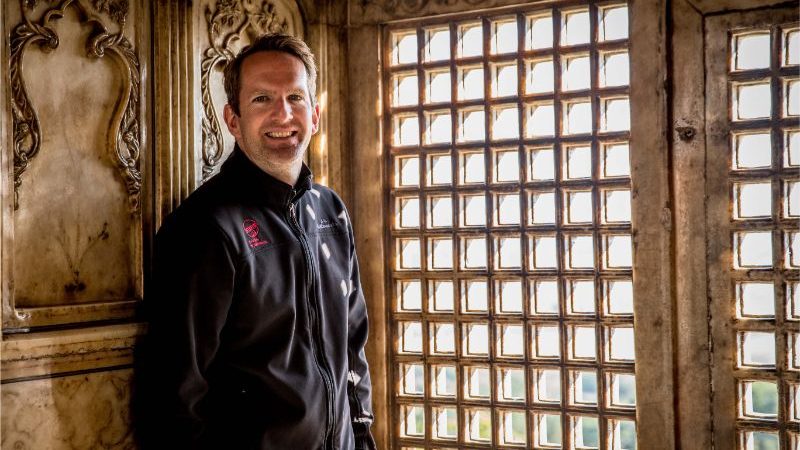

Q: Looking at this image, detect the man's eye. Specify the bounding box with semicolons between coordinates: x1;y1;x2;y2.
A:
253;95;268;103
289;94;304;101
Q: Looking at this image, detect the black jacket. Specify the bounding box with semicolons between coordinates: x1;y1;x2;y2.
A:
137;148;375;450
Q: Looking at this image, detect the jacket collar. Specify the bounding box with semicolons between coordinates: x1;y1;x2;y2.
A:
220;145;313;207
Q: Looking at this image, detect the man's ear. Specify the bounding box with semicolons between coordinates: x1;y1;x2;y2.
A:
223;104;242;141
311;102;320;135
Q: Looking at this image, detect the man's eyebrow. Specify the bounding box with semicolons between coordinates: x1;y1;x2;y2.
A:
248;89;275;96
248;88;306;96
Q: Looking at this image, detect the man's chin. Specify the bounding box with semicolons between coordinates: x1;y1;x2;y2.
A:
263;136;300;147
242;144;306;166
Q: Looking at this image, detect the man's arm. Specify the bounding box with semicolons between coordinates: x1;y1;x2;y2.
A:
135;214;236;448
345;215;377;450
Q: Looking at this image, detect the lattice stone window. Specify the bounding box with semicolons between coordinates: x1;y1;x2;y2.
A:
726;22;800;450
385;2;634;448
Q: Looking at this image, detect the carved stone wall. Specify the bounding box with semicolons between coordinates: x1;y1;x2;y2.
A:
3;0;145;328
152;0;194;224
0;0;338;448
0;0;147;448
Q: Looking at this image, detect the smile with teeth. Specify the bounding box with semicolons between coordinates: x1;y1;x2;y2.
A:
266;131;296;138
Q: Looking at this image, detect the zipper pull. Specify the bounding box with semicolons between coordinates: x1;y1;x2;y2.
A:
288;203;296;219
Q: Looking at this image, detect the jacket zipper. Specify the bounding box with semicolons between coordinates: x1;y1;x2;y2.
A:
287;198;336;450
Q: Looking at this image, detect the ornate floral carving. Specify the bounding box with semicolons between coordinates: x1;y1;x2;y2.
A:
208;0;242;37
250;1;286;36
200;0;288;180
89;0;129;25
10;17;53;210
90;31;142;208
10;0;142;210
25;0;129;24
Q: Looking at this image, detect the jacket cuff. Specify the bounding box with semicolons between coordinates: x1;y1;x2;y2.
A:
353;421;376;450
354;435;376;450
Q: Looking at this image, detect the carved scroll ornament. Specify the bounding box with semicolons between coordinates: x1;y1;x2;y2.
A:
11;0;141;210
201;0;289;180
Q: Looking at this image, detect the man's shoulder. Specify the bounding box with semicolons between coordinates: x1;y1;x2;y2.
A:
158;173;241;237
308;183;347;209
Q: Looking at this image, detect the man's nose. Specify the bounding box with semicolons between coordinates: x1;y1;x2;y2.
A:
269;98;292;122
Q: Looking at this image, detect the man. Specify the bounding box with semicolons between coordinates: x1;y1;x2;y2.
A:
137;33;376;450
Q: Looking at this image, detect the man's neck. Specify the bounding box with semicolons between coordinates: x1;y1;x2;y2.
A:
239;151;303;186
255;160;301;187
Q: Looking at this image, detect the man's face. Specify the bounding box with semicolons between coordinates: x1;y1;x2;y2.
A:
224;50;319;173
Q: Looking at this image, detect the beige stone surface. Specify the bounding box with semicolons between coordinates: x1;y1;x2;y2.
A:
346;22;387;448
1;323;142;382
670;1;713;448
1;369;134;450
687;0;789;13
12;5;140;308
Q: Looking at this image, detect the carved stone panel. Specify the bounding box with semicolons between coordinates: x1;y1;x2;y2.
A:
197;0;303;181
3;0;146;327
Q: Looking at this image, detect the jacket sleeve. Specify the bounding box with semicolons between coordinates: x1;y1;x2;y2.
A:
345;215;377;450
135;213;237;448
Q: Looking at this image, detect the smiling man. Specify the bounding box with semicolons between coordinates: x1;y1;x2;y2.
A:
138;34;376;450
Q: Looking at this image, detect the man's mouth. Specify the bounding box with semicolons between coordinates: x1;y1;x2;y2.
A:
265;131;297;138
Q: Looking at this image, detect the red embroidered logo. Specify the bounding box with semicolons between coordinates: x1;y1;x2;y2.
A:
243;218;269;248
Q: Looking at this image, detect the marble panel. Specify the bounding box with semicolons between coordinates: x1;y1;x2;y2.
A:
1;369;134;450
12;4;141;308
1;324;142;381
